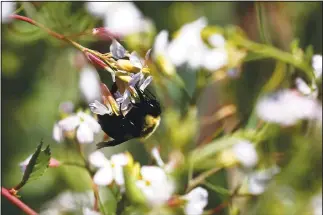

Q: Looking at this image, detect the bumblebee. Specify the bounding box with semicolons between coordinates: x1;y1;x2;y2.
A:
95;83;161;149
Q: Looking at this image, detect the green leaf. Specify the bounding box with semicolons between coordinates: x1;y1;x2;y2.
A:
123;164;146;205
15;140;51;191
98;186;118;215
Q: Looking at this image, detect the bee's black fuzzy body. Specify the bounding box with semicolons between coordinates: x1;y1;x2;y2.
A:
96;84;161;149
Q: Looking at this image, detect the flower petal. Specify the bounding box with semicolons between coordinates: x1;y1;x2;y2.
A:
89;151;110;168
83;207;101;215
151;147;165;167
77;112;101;133
153;30;169;57
53;123;64;143
79;65;101;103
232;140;258;169
89;100;112;116
110;39;126;59
295;78;311;95
140;166;167;183
93;166;113;186
111;153;128;166
183;187;208;215
130;51;143;69
312;54;322;79
208;34;226;48
139;76;152;91
113;165;125;186
58;115;81;131
76;123;94;144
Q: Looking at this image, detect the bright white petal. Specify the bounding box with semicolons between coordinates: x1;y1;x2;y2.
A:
140;166;167;183
89;151;110;168
312;54;322;78
256;90;321;126
82;207;101;215
2;2;15;23
77;112;101;133
58;115;81;131
232;140;258;169
79;65;101;103
53;123;64;143
130;51;143;69
153;30;169;57
312;193;322;215
93;166;113;186
110;39;126;59
208;34;226;48
111;153;128;166
85;2;114;17
295;78;311;95
183;187;208;215
151;147;165;167
203;48;228;71
76;123;94;144
89;100;112;116
139;76;153;91
113;165;125;186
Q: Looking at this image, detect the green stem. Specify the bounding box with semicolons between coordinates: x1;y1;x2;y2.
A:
255;2;271;44
233;35;313;80
186;167;222;192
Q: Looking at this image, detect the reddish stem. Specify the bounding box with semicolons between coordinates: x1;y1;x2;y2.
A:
1;187;38;215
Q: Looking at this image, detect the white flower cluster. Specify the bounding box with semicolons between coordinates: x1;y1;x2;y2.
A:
53;110;101;144
295;54;322;98
89;42;153;117
40;190;99;215
86;2;151;36
88;148;209;215
153;17;228;71
256;89;322;126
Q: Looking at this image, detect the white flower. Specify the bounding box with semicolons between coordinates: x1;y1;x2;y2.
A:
40;190;95;215
1;2;15;23
86;2;150;36
151;147;165;167
58;101;75;114
182;187;208;215
83;208;101;215
311;193;322;215
89;151;128;187
312;54;322;79
232;140;258;169
136;166;175;206
208;34;226;48
155;18;228;72
202;48;228;71
53;123;64;143
256;90;321;126
54;111;101;144
167;17;208;68
79;65;101;103
248;165;280;195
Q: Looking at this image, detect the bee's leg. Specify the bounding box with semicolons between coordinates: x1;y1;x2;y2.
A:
134;85;145;103
96;139;127;149
119;103;124;117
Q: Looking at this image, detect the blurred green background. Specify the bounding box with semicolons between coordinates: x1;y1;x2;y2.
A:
1;2;322;214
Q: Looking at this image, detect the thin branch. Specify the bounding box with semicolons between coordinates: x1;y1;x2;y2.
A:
186;167;221;192
1;187;38;215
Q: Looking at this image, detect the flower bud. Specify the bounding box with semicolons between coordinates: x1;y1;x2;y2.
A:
116;59;141;73
85;52;108;69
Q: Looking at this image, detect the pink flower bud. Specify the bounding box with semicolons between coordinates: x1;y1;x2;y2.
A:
85;52;108;69
49;158;61;168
